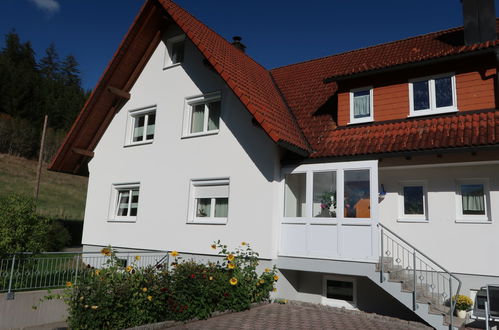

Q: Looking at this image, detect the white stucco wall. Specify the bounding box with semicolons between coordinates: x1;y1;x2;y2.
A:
379;163;499;276
82;30;281;259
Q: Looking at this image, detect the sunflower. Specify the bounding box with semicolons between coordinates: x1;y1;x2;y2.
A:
95;269;101;276
227;254;235;261
264;268;271;273
229;277;238;285
126;266;133;272
66;281;72;287
259;279;265;284
273;275;279;281
211;244;217;249
91;305;98;310
241;242;247;246
170;251;179;257
227;262;235;269
142;287;148;292
100;247;112;256
135;255;141;261
147;295;153;301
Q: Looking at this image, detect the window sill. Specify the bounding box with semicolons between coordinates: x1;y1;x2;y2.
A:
124;140;154;148
181;130;219;139
397;218;428;223
107;218;137;223
408;107;458;118
187;219;227;225
347;118;374;125
455;218;491;224
163;62;182;70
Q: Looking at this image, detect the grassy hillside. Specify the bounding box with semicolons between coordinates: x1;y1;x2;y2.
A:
0;153;88;220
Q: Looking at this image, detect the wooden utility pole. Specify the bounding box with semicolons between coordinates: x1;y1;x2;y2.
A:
35;115;48;200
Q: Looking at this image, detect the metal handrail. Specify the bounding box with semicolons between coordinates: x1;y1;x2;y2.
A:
378;223;462;329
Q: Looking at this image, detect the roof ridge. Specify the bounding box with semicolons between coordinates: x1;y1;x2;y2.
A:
270;22;471;72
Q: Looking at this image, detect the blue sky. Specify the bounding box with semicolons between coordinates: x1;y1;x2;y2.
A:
1;0;498;91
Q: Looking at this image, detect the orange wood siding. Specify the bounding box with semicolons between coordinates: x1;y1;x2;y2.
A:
337;68;496;126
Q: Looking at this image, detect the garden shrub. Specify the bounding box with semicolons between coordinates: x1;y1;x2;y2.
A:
50;242;278;329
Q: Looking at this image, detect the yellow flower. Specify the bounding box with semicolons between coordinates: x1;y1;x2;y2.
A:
135;256;141;261
256;282;260;286
170;251;179;257
100;247;112;256
273;275;279;281
241;242;247;246
227;262;235;269
142;287;148;292
91;305;98;310
66;281;72;287
211;244;217;249
264;268;271;273
229;277;238;285
209;276;213;281
84;305;89;308
227;254;235;261
126;266;133;272
147;295;152;301
259;279;265;284
95;269;101;276
79;296;84;301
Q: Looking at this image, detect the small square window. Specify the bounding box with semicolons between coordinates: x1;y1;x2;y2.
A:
398;181;427;222
164;35;185;68
126;107;156;146
409;74;457;117
456;180;489;222
349;87;373;124
322;275;357;309
183;92;222;137
110;183;140;222
189;179;229;224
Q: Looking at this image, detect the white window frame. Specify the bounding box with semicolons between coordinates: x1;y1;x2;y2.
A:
321;275;357;310
182;91;222;138
349;86;374;124
164;34;185;69
125;106;156;147
455;178;490;223
397;180;428;223
188;178;230;225
108;183;140;222
408;73;458;117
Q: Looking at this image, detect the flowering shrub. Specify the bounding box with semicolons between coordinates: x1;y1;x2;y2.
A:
42;242;278;329
452;294;473;311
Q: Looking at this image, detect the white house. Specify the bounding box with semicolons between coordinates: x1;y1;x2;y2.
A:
49;0;499;328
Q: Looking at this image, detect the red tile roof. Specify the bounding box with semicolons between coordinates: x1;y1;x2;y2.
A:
159;0;310;153
310;110;499;158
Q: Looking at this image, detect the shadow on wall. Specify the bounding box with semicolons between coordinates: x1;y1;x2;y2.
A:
280;269;427;324
180;40;281;183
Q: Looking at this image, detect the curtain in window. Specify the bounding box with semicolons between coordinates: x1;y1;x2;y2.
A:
462;184;485;214
214;198;228;217
191;105;204;133
353;91;370;118
207;101;220;131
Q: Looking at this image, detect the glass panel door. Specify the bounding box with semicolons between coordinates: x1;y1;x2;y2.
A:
344;169;370;218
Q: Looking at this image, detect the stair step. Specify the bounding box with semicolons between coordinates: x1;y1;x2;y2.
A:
443;314;465;327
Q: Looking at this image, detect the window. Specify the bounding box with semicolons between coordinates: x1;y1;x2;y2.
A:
110;183;140;221
349;87;373;124
409;74;457;117
313;171;337;218
456;179;490;222
322;275;357;309
284;173;306;217
398;181;427;222
344;170;370;218
126;107;156;146
189;179;229;224
183;92;221;137
164;35;185;67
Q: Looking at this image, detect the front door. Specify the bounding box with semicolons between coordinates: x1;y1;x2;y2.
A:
280;160;379;261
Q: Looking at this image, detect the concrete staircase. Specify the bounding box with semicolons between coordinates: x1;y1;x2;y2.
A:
374;257;464;330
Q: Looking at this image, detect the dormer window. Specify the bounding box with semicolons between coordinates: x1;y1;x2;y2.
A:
349;87;373;124
164;35;185;68
409;73;457;117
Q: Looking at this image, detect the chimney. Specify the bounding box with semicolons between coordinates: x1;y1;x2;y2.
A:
461;0;497;45
231;36;246;52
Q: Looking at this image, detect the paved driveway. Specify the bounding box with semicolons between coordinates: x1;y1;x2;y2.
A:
167;302;431;330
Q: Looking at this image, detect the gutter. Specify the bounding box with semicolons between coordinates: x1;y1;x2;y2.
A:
323;46;498;84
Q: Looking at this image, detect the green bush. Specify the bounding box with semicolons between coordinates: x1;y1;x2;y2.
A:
0;194;53;256
46;220;72;251
50;242;278;329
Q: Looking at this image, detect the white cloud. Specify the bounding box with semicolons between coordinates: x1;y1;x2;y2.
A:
29;0;60;14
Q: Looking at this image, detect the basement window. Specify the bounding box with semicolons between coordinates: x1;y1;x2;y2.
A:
409;73;457;117
322;275;357;309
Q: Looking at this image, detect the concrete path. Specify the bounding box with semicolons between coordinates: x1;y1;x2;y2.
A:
166;302;431;330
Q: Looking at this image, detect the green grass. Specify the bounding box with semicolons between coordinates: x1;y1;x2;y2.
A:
0;153;88;220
